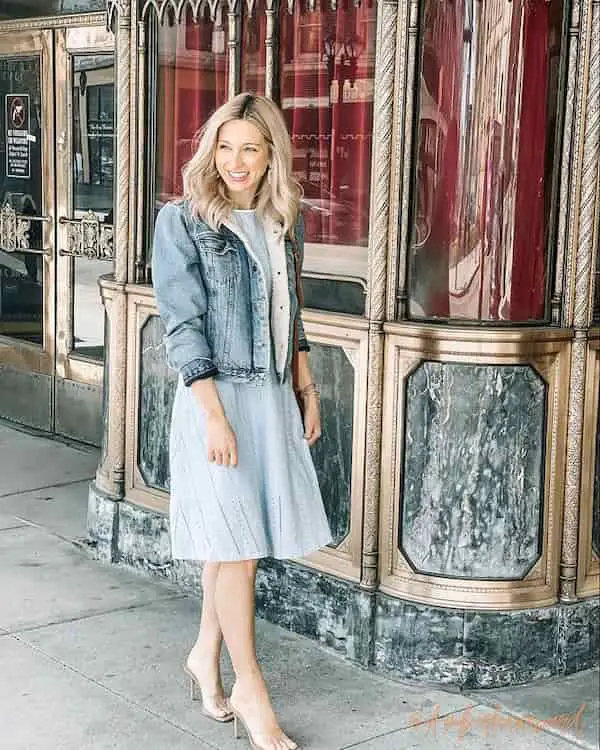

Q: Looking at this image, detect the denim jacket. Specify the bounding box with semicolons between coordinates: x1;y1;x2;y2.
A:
152;200;309;386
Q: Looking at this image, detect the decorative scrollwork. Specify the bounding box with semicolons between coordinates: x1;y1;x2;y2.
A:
107;0;131;31
0;202;32;251
139;0;355;22
60;212;115;261
141;0;222;23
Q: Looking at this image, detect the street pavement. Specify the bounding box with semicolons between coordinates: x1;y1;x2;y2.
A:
0;420;598;750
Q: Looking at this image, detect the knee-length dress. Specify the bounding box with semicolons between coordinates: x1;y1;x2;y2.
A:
168;209;332;562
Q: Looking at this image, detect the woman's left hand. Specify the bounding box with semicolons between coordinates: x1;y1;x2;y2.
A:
302;394;322;447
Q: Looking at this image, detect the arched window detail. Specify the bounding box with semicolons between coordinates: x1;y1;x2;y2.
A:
408;0;565;323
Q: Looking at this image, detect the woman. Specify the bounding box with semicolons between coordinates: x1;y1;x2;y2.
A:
152;93;331;750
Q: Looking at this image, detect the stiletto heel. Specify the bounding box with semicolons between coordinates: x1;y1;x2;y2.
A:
189;676;200;701
183;665;234;723
231;706;299;750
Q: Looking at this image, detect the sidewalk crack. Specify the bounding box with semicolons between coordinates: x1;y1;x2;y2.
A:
8;633;219;749
0;476;95;500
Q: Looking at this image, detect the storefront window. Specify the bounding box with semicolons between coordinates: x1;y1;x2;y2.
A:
71;54;115;361
279;0;376;313
148;0;375;314
154;8;229;209
73;56;114;216
408;0;564;322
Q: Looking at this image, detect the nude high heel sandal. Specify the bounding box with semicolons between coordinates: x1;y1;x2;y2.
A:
232;708;299;750
183;665;234;723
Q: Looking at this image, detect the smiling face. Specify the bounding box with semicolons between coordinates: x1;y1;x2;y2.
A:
214;119;270;209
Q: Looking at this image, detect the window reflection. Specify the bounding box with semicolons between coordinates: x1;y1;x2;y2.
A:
409;0;564;322
74;258;108;358
279;1;376;292
73;54;114;217
71;54;115;361
155;8;229;206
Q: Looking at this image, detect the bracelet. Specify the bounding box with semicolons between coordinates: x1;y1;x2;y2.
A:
296;382;320;400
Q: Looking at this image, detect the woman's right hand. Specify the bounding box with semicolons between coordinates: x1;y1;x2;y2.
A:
189;377;238;467
206;414;238;467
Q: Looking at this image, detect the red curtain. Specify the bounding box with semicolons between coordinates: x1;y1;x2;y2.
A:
156;9;229;203
279;1;376;246
416;0;464;317
508;0;551;321
413;0;562;321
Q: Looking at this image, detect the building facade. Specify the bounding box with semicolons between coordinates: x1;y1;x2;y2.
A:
0;0;598;687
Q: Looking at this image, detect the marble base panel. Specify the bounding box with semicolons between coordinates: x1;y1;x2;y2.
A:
87;482;119;564
86;491;600;688
256;559;375;666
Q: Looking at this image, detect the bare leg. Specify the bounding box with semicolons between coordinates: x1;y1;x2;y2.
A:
186;562;231;717
214;560;297;750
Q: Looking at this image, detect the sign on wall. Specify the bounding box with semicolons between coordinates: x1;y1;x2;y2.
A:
5;94;31;179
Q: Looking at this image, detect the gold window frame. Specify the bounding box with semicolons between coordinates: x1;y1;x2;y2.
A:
378;325;572;610
577;331;600;598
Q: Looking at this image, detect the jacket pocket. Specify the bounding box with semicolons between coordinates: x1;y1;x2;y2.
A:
199;236;241;288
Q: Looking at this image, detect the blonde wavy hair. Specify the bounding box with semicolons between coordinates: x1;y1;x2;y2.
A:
182;93;302;237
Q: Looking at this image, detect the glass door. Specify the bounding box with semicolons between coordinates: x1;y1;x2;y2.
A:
0;24;113;443
54;26;115;445
0;30;55;431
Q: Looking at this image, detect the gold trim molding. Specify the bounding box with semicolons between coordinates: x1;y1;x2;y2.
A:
302;316;368;583
559;0;600;602
0;13;106;33
577;331;600;598
379;325;572;610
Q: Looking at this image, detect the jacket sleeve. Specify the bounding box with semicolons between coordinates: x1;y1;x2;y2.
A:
152;203;218;385
295;213;310;353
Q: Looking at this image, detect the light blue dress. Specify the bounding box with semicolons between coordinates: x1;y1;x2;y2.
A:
168;209;332;561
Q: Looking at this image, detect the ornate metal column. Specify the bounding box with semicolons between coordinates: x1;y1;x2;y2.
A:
560;0;600;602
360;0;402;590
227;0;241;97
387;0;419;322
264;0;276;98
96;0;133;499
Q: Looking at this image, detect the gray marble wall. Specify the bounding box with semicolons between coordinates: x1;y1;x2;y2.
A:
307;343;354;546
593;403;600;558
402;362;547;579
138;315;176;491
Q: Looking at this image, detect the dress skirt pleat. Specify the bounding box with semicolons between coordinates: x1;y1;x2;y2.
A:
169;373;332;561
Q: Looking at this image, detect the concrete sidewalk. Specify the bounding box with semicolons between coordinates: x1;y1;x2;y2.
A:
0;421;598;750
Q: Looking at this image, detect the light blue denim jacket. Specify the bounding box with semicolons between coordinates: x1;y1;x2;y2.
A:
152;200;309;386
